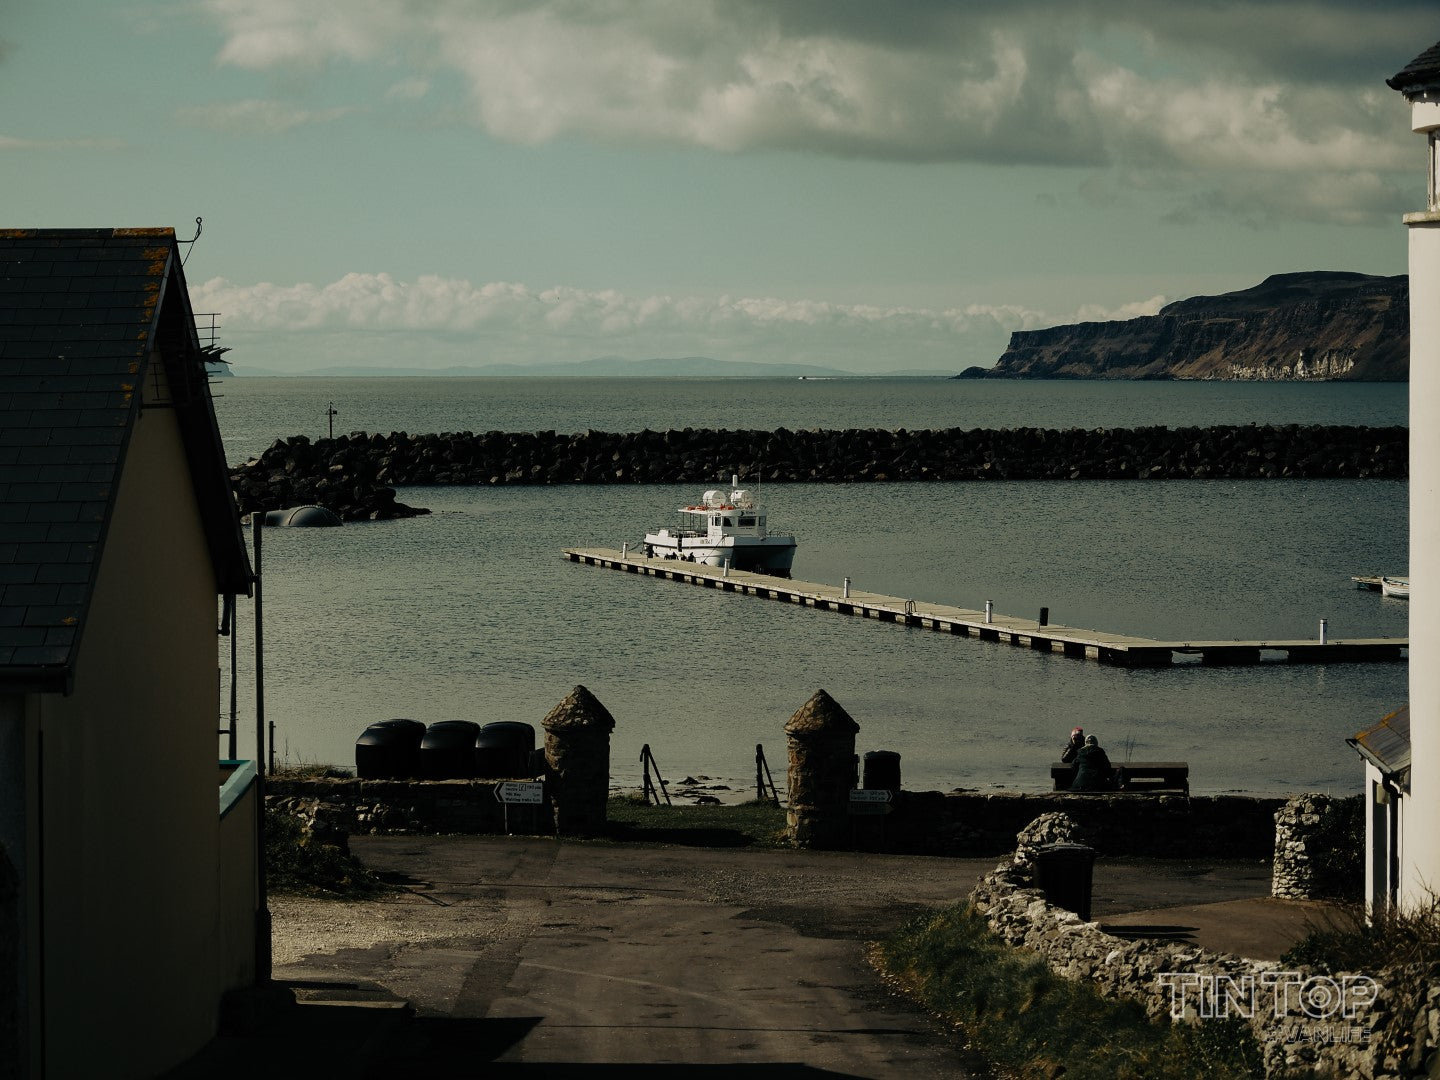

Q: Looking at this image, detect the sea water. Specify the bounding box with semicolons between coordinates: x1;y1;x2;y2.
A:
214;377;1408;796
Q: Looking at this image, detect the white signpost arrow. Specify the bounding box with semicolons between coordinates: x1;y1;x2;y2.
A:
494;781;546;834
495;782;545;805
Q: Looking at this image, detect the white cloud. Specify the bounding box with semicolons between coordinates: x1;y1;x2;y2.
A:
384;76;430;101
191;0;1421;227
0;134;125;150
175;99;358;133
1072;296;1169;323
192;271;1157;373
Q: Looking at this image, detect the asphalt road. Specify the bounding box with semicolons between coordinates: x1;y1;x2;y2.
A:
271;836;992;1077
245;836;1294;1078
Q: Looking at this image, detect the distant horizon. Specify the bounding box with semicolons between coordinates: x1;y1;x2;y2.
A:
211;355;961;379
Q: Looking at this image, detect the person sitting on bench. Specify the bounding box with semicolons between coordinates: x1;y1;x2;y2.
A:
1060;726;1084;764
1071;734;1113;792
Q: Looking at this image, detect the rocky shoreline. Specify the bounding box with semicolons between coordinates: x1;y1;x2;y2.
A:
229;423;1407;521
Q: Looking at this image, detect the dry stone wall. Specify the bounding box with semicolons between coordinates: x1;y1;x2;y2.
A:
972;813;1439;1078
1272;792;1364;900
266;779;553;836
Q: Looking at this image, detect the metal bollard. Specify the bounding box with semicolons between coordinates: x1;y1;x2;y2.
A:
985;600;993;624
621;542;628;560
1319;618;1328;644
723;558;730;577
1039;606;1049;627
843;576;851;599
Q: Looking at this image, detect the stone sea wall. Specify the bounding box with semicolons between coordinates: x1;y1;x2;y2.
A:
879;790;1285;858
229;424;1406;520
267;776;1283;860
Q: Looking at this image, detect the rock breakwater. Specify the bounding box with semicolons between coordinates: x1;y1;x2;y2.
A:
229;424;1406;521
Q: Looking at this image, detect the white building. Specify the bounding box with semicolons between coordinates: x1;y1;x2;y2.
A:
1390;42;1440;907
1349;705;1409;910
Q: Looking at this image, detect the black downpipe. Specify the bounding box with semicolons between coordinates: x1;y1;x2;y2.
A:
252;522;271;983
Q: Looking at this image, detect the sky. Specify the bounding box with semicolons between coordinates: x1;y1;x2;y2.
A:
2;1;1433;375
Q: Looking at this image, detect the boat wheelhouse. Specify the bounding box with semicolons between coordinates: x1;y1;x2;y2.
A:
642;476;797;577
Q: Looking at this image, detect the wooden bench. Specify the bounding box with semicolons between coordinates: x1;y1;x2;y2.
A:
1051;761;1189;794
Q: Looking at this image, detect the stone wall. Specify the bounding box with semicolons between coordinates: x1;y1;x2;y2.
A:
971;813;1439;1078
266;778;553;836
267;777;1284;860
230;424;1407;520
880;790;1285;858
1272;792;1364;900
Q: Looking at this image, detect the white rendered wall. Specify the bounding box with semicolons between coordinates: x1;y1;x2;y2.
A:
1404;89;1440;903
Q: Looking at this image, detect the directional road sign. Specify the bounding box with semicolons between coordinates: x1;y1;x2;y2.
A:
495;781;545;805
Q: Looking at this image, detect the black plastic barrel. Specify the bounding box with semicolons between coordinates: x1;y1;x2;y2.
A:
474;721;537;779
862;750;902;793
1034;842;1097;921
355;718;426;779
419;720;481;780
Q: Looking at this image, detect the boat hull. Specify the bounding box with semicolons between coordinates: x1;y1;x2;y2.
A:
1381;576;1410;599
641;533;797;577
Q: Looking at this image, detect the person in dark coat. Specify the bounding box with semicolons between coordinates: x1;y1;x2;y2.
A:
1071;735;1113;792
1060;726;1084;764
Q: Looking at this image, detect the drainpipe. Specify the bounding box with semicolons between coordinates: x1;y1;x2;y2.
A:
252;520;271;983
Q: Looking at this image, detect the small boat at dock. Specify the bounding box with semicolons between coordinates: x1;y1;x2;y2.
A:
1382;576;1410;599
642;476;797;577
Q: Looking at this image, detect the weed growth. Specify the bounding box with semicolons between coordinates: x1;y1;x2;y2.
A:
1284;894;1440;974
265;807;392;898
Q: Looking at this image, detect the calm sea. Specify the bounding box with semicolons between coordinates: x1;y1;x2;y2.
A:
214;377;1409;797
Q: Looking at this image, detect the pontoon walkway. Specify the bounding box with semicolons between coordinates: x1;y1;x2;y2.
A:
564;548;1407;669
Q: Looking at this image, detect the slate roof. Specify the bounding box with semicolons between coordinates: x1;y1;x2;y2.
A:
1388;41;1440;94
1349;704;1411;777
0;228;251;693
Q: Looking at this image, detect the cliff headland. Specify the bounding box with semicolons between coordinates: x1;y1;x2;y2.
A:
962;271;1408;381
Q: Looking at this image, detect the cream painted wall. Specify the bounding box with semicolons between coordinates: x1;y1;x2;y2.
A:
33;371;227;1079
216;777;259;994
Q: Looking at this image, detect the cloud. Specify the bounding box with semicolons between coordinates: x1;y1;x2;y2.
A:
175;99;358;134
384;77;430;101
194;1;1421;225
0;135;125;150
192;271;1152;372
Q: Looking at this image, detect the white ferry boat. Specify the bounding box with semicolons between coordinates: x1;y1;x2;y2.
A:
642;476;797;577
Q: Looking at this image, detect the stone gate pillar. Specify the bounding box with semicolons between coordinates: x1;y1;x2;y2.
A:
785;689;859;849
542;685;616;836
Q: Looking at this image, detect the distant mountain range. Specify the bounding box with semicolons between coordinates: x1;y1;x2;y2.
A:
224;356;954;378
960;271;1409;381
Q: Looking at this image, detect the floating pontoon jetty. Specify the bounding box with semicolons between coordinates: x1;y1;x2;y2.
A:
565;548;1407;669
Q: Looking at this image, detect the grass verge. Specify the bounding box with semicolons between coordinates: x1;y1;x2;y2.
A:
602;795;789;848
875;903;1271;1080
